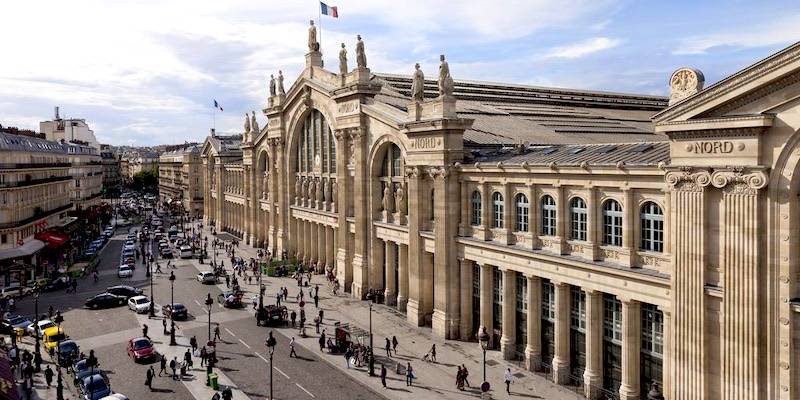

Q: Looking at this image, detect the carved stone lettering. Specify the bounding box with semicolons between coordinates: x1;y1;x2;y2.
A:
690;141;734;154
412;137;438;149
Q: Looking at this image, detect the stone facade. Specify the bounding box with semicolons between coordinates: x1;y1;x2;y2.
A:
158;144;204;216
99;144;121;192
64;141;103;210
202;39;800;400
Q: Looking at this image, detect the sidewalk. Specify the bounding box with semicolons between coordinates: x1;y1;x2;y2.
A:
14;336;78;400
206;225;586;400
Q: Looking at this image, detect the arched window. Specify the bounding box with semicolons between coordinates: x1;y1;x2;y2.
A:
492;192;504;229
296;109;335;174
541;195;556;236
515;194;529;232
470;191;482;226
640;202;664;253
603;199;623;246
570;197;587;241
379;143;404;213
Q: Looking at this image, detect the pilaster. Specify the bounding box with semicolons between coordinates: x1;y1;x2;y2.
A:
500;269;517;360
479;263;494;349
525;275;542;371
350;128;368;298
619;299;641;400
406;166;426;325
397;244;409;312
583;289;604;399
459;258;474;341
552;281;571;384
334;129;351;290
384;241;397;306
431;166;461;339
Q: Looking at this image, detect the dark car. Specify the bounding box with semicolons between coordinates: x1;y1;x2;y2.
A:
42;277;70;292
105;285;143;299
161;303;188;320
80;373;111;400
56;340;79;367
85;293;126;309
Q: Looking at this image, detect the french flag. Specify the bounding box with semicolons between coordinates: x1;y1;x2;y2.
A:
320;2;338;18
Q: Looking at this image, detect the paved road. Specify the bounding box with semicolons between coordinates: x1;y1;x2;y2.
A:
12;220;383;400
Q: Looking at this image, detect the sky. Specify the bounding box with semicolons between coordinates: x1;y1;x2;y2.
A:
1;0;799;146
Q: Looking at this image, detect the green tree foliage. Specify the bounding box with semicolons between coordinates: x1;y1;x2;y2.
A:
131;168;159;192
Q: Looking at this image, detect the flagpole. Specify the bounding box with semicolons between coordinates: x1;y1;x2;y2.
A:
318;1;322;51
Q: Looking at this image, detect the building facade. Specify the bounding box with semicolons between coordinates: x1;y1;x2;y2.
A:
40;107;100;150
64;141;103;210
99;144;121;194
203;38;800;400
158;144;204;216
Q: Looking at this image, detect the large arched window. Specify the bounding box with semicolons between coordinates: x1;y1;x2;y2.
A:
470;191;482;226
515;193;529;232
640;202;664;253
603;199;623;246
378;143;404;213
492;192;504;229
541;195;556;236
296;109;335;174
570;197;587;241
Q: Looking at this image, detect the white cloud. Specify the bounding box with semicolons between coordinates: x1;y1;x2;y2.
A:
545;37;621;59
673;15;800;55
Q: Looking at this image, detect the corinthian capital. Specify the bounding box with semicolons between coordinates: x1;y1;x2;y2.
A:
348;127;365;141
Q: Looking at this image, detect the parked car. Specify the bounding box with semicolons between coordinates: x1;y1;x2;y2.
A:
42;277;70;292
127;296;151;313
56;340;80;367
196;271;216;284
85;293;127;309
117;265;133;278
161;303;188;320
126;337;156;362
179;245;193;259
43;326;67;353
0;284;33;298
99;394;128;400
26;319;56;337
106;285;143;299
160;248;173;258
7;315;32;331
81;374;111;400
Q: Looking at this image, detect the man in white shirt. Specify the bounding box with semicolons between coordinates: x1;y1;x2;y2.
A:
504;368;513;394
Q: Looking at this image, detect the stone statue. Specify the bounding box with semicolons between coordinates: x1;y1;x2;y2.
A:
250;111;260;135
278;71;286;95
382;183;394;213
411;63;425;102
308;179;316;203
269;74;276;97
302;177;309;200
332;181;338;202
355;35;367;69
244;112;251;134
338;43;348;75
395;186;406;214
262;172;268;198
308;20;319;52
323;178;330;202
437;54;454;97
316;178;324;202
668;67;705;106
295;177;302;200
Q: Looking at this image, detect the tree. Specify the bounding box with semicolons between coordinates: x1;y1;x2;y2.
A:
132;168;159;192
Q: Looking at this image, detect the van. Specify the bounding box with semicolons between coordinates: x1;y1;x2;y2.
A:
43;326;67;353
179;245;193;259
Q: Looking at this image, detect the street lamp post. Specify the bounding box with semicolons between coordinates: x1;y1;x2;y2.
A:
205;293;213;343
53;312;64;400
33;288;41;372
368;301;375;376
266;332;276;400
479;327;490;392
149;235;156;318
169;271;177;345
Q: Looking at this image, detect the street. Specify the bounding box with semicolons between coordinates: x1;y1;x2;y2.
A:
12;218;383;400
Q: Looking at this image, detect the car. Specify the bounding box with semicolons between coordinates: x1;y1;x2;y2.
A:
85;293;127;309
126;337;156;362
161;303;188;320
127;296;151;313
160;248;173;258
7;315;32;330
26;319;56;337
99;395;128;400
81;374;111;400
56;339;80;366
196;271;217;284
43;326;67;352
218;291;244;308
117;265;133;278
0;284;33;298
0;320;15;335
179;245;193;259
42;276;70;292
72;358;98;385
106;285;143;298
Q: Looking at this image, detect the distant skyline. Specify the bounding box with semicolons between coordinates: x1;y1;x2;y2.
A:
1;0;799;146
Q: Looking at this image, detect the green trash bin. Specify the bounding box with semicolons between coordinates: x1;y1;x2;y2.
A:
208;373;219;390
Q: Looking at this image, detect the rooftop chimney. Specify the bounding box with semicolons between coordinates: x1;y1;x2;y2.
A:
54;106;60;120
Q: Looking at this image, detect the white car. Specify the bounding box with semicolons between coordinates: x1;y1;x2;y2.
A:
0;284;33;298
196;271;217;284
26;319;56;336
179;245;193;259
117;265;134;278
100;394;129;400
127;295;151;313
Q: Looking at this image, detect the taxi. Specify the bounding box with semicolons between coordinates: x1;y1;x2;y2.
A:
42;326;67;353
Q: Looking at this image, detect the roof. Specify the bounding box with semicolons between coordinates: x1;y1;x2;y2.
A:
207;134;243;156
468;142;670;167
0;132;65;154
374;74;669;147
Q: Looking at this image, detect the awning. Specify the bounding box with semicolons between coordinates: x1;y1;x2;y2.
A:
34;230;70;248
0;348;19;400
0;240;45;261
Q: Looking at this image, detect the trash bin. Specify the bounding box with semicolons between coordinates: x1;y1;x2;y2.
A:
208;373;219;390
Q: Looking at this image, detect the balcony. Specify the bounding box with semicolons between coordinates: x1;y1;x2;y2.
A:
0;203;72;230
0;175;72;189
0;162;70;170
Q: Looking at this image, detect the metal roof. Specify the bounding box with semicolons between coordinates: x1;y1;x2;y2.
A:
469;142;670;167
0;132;66;154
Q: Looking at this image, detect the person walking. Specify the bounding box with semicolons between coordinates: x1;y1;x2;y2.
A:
162;318;168;335
200;347;207;367
145;365;154;391
290;310;297;328
170;357;178;380
289;337;297;358
276;292;281;306
184;349;193;369
406;362;414;386
214;325;221;341
429;344;437;362
44;365;53;387
159;355;168;376
392;336;399;355
314;315;321;334
142;323;150;339
385;338;392;357
313;293;319;308
462;364;470;387
344;346;353;369
504;368;513;394
318;330;326;352
190;335;198;353
380;364;388;388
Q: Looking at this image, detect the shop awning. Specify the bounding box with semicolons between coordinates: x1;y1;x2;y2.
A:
34;230;70;248
0;348;19;400
0;240;45;261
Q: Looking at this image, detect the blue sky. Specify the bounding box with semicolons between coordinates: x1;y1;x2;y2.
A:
1;0;799;146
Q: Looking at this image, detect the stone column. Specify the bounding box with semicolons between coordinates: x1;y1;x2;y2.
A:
325;226;334;273
458;180;469;235
334;130;351;291
622;189;634;266
587;186;599;259
662;309;672;399
619;299;641;400
274;138;286;257
295;218;303;261
479;264;494;348
406;166;426;325
304;220;311;265
525;276;542;371
665;169;709;400
318;224;326;272
552;281;571;384
397;244;409;312
245;165;255;245
215;163;224;231
350;129;368;298
384;241;397;306
431;166;461;339
528;185;540;249
500;269;517;360
459;259;474;341
371;237;385;292
583;289;603;399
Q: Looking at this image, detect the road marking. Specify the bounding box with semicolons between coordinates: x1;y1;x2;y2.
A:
225;328;236;337
194;300;203;308
274;366;290;379
238;339;251;349
295;383;315;398
255;352;268;363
